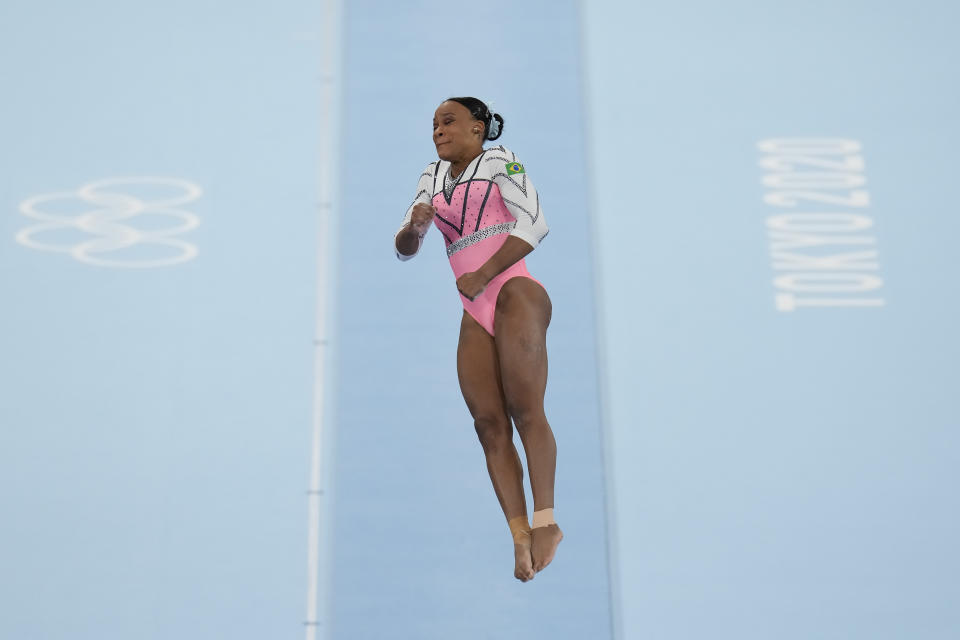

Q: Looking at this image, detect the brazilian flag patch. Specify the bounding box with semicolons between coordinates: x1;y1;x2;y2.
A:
505;162;525;175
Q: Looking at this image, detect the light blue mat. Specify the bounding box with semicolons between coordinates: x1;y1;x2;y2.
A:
583;1;960;638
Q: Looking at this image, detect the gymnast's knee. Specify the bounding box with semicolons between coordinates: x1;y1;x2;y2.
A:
473;415;512;452
506;405;547;435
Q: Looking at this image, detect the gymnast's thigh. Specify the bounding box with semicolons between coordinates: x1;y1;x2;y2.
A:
492;277;551;412
457;310;510;422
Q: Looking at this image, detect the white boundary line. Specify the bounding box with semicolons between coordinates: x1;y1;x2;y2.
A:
306;1;342;638
577;1;623;639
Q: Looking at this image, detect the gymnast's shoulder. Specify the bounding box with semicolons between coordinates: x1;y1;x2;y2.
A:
482;144;519;163
416;159;442;177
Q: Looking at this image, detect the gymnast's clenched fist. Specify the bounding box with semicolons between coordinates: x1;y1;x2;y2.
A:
409;202;436;233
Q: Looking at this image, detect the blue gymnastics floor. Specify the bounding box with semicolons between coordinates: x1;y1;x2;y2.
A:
584;2;960;639
0;2;322;638
2;1;958;639
331;2;609;638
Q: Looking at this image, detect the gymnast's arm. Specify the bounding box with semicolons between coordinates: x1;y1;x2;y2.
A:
395;203;435;258
395;166;437;260
476;236;534;283
457;233;540;301
395;227;419;257
475;153;549;283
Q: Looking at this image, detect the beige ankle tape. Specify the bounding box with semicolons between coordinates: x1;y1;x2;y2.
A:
508;516;531;545
532;508;555;529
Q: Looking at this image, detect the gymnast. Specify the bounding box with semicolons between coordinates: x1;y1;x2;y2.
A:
394;97;562;582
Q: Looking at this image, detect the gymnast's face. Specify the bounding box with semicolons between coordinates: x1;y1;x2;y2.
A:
433;101;482;162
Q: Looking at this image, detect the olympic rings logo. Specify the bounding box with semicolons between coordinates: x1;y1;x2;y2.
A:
16;177;202;268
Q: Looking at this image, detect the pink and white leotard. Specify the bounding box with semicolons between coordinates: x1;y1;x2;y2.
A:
395;145;550;336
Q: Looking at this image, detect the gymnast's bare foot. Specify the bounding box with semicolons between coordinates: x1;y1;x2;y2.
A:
531;524;563;573
514;541;535;582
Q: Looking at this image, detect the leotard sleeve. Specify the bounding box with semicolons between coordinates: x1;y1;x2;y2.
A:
395;162;438;261
488;148;549;249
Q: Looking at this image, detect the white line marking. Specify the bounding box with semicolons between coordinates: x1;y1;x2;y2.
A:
305;2;341;639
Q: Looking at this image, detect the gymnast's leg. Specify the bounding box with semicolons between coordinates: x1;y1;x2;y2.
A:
456;310;534;582
494;277;562;573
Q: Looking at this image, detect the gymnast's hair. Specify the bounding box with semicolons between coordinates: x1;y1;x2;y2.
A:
447;96;504;141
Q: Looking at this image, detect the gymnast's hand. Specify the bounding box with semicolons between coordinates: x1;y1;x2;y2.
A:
409;203;436;234
456;271;489;301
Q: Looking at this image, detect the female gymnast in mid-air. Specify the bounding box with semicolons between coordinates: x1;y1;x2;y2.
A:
394;97;561;582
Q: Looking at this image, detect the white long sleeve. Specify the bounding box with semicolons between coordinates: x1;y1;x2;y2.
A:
484;147;549;249
394;162;438;261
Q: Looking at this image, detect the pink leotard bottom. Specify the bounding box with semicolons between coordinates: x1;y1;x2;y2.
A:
449;234;544;337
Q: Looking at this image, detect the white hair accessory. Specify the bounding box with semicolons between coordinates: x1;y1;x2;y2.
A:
485;100;501;139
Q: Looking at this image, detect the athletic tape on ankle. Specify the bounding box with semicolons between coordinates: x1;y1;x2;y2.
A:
532;508;555;529
508;516;531;544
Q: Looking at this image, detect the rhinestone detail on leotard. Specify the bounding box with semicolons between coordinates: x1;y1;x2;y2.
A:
443;167;462;200
445;221;517;257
